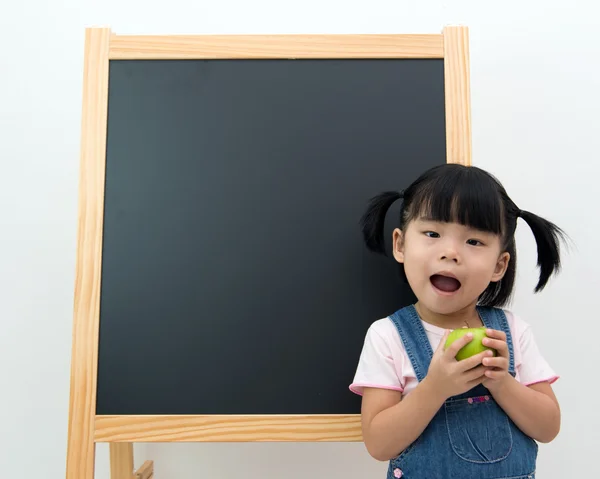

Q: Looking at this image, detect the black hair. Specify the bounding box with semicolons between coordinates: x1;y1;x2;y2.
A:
360;163;568;307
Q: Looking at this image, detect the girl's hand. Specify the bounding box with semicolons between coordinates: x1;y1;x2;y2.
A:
481;329;511;392
424;330;492;401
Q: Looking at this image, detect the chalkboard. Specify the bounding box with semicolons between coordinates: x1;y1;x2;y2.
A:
66;28;472;479
97;58;444;415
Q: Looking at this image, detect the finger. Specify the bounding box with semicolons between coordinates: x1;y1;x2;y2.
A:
444;332;474;359
463;364;487;382
456;349;494;371
482;357;508;369
482;338;508;355
465;376;486;389
485;329;506;341
435;330;451;356
433;330;451;359
484;369;507;380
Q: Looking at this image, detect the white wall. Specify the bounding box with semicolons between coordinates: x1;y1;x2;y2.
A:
1;0;597;477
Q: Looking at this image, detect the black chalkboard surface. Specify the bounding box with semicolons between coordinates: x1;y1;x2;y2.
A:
95;58;446;415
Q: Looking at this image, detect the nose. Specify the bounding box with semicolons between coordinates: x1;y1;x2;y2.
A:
440;254;459;263
439;242;460;263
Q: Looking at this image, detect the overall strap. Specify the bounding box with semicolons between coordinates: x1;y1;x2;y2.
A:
477;306;516;376
389;305;433;382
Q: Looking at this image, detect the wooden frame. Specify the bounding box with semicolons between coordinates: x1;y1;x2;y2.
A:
66;25;471;479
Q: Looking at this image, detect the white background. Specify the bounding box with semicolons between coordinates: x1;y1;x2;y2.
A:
1;0;597;477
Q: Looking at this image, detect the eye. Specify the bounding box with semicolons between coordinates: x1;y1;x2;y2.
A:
467;239;484;246
424;231;440;238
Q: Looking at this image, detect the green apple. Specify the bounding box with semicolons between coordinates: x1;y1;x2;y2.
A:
445;327;496;361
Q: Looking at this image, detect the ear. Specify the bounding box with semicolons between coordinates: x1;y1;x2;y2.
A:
491;251;510;282
392;228;405;263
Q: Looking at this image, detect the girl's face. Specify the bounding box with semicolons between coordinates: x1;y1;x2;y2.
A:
392;218;510;315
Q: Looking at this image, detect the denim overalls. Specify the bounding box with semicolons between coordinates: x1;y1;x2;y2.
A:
385;305;538;479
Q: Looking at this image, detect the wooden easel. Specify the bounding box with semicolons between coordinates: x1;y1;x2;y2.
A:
65;26;472;479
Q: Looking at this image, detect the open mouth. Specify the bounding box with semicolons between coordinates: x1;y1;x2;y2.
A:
430;274;461;293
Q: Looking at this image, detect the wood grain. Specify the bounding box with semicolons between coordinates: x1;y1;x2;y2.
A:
108;33;443;59
110;444;134;479
443;26;472;166
65;27;111;479
95;415;362;442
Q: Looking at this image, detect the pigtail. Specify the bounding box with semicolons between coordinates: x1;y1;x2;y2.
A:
360;191;403;255
518;210;567;292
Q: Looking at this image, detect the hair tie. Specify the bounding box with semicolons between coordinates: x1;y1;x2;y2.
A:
516;209;523;218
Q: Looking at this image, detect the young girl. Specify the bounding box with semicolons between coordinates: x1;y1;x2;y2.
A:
349;163;566;479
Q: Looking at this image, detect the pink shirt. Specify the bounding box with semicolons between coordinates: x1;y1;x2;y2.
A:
349;309;558;397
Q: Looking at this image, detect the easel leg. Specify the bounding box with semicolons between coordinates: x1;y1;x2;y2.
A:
109;443;154;479
110;443;134;479
66;26;111;479
66;434;95;479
